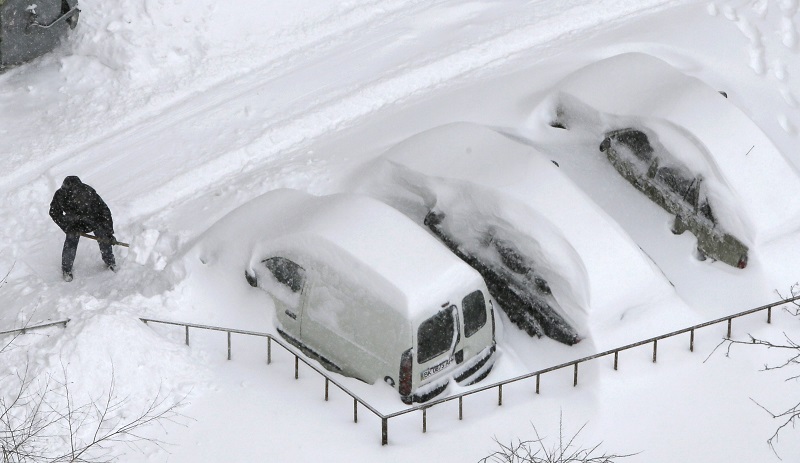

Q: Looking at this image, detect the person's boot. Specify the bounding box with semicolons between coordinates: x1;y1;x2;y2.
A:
108;263;117;273
63;270;73;282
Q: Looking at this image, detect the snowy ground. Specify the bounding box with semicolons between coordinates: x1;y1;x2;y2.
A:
3;0;800;461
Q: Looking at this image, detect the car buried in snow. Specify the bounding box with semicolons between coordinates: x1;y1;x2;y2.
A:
423;209;580;345
537;53;789;269
353;122;633;347
242;189;497;404
0;0;80;70
598;128;748;268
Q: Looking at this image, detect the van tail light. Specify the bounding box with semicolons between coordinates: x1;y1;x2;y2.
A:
737;256;747;269
399;348;413;401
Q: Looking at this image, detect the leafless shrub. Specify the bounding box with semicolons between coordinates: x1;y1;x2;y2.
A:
707;284;800;459
1;262;190;462
479;413;635;463
0;361;188;463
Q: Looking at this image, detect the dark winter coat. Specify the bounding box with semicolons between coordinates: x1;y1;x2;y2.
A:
49;176;114;235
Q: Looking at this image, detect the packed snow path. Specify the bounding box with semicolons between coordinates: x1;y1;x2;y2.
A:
2;0;684;217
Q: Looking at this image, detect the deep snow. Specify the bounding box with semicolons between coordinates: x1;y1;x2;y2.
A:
3;0;800;462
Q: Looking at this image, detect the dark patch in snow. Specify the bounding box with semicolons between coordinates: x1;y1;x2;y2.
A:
424;210;581;346
600;128;749;269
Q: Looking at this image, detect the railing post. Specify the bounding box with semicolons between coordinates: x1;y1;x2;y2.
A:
295;356;299;379
354;399;358;423
381;418;388;445
185;325;189;346
325;378;329;401
227;331;232;360
267;338;272;364
498;384;503;406
613;351;619;370
536;374;540;394
652;339;658;363
690;329;695;352
727;319;732;339
422;408;427;433
459;397;463;420
573;363;578;387
768;306;772;324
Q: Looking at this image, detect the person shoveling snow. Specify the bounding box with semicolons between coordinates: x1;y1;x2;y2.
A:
48;175;126;281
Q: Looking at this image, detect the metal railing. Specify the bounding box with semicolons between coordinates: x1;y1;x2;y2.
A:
140;295;800;445
0;319;70;337
3;295;799;445
138;318;387;439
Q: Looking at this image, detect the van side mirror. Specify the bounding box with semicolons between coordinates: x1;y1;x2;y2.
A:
245;270;258;287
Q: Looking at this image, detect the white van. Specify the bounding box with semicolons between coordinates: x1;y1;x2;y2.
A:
244;190;497;404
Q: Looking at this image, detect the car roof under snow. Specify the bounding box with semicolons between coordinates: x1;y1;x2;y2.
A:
240;189;483;318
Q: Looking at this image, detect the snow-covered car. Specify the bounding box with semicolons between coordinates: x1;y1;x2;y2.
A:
0;0;80;69
242;189;497;404
356;122;680;347
538;52;800;265
598;128;748;268
423;209;578;345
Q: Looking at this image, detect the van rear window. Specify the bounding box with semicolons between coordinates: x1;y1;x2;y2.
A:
463;290;487;337
417;308;455;364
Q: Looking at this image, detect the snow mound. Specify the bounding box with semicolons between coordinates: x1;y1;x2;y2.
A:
356;122;685;335
533;52;800;245
61;0;214;89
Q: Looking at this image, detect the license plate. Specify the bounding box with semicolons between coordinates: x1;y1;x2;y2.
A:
421;356;454;380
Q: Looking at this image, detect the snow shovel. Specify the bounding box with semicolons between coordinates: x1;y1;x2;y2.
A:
80;233;130;248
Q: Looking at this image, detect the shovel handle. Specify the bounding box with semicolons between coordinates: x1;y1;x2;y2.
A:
80;233;129;248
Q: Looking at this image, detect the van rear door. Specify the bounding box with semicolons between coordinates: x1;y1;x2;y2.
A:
416;305;459;385
458;290;491;360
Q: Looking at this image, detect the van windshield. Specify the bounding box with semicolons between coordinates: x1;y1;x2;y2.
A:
417;308;455;364
463;290;487;337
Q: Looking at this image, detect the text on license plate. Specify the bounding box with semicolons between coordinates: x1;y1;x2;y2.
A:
421;356;454;380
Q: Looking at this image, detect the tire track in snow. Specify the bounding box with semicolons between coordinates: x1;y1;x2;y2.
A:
0;0;436;191
130;0;688;219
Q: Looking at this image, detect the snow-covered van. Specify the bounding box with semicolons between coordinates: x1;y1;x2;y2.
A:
244;190;497;404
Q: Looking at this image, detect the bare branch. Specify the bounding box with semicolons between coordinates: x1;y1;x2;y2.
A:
479;413;637;462
0;358;190;463
0;262;14;290
711;288;800;458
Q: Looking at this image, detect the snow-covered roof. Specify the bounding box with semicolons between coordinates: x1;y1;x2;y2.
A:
545;52;800;244
196;188;483;319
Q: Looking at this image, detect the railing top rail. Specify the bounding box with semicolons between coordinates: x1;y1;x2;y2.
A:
139;318;272;338
0;319;71;337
